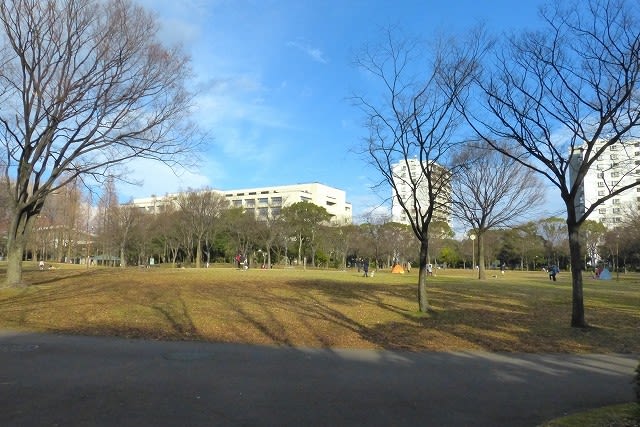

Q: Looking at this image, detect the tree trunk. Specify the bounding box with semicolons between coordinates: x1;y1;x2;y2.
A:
120;244;127;268
5;213;29;288
297;234;303;266
6;235;25;287
567;222;587;328
195;238;202;268
417;238;430;313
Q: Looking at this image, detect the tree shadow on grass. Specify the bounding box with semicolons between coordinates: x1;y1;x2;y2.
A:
152;294;202;340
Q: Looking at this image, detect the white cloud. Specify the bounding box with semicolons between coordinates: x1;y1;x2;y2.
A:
286;40;328;64
117;158;213;201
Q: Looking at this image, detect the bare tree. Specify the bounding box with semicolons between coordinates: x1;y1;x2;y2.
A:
451;142;545;279
0;0;197;286
112;204;142;268
176;189;229;268
95;178;120;266
580;220;607;268
462;0;640;327
538;217;569;268
354;28;486;312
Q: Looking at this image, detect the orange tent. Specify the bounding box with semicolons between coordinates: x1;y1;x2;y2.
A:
391;264;404;274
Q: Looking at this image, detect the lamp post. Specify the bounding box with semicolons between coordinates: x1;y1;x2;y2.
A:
616;235;619;281
470;234;476;273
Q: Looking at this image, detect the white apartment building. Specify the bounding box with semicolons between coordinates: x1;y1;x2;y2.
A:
390;158;452;226
129;182;352;224
570;140;640;227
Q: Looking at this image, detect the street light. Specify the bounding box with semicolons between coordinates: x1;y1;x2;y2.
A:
470;234;476;273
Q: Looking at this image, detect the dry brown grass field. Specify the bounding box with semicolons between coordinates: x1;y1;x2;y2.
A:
0;262;638;353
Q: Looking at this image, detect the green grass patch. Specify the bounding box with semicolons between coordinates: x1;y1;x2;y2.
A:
0;262;638;352
539;403;640;426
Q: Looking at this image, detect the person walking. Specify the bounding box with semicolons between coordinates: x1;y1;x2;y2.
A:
363;259;369;277
549;265;559;281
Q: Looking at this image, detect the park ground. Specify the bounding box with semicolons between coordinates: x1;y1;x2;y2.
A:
0;263;638;426
0;262;638;354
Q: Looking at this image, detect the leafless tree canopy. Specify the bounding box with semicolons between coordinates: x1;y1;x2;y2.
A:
451;142;545;278
0;0;197;286
466;0;640;218
0;0;196;208
451;142;545;230
354;29;485;238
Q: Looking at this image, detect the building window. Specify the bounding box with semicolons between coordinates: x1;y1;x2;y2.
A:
611;172;620;178
609;145;619;151
613;208;621;214
258;197;268;205
271;207;281;216
598;181;605;187
271;196;282;206
598;208;607;214
233;200;242;207
598;190;605;196
597;172;604;178
610;154;618;160
245;199;255;207
612;198;620;204
301;196;311;202
257;207;268;218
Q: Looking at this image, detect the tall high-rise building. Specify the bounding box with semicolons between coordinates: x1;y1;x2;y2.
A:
569;140;640;227
390;158;451;226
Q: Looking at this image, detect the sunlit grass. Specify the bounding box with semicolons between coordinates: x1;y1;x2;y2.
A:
0;262;638;352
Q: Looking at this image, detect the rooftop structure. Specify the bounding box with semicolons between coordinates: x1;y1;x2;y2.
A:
128;182;352;225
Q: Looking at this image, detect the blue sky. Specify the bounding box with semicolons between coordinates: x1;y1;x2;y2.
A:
121;0;548;219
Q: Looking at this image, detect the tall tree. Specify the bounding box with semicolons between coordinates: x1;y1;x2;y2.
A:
451;142;544;279
0;0;196;287
176;189;229;268
462;0;640;326
538;217;569;268
354;28;486;312
281;201;332;266
580;220;607;268
112;204;142;268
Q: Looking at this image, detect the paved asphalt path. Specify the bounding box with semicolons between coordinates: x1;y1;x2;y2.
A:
0;330;637;427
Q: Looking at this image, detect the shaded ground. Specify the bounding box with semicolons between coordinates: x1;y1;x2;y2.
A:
0;266;638;353
0;330;637;427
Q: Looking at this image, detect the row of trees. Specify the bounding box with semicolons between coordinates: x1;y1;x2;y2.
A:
4;183;638;275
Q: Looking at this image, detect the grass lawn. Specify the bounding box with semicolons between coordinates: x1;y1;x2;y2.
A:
0;262;638;353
